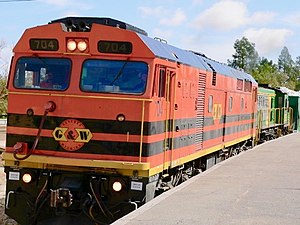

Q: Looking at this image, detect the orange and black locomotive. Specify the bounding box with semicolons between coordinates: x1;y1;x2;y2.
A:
3;17;259;224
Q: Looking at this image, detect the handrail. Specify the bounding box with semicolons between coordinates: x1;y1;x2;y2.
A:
139;100;146;163
13;101;56;160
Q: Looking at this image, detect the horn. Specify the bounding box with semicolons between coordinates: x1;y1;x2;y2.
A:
79;21;90;31
66;19;75;29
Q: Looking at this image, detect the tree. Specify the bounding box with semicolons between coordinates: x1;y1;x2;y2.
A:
228;37;300;91
0;40;8;116
252;58;276;84
278;46;294;74
293;56;300;91
228;37;259;73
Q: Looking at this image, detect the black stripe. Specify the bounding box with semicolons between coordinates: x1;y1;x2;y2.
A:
8;114;196;136
221;114;253;124
6;134;165;157
7;111;254;158
7;122;254;157
8;114;144;135
8;113;253;136
202;122;253;141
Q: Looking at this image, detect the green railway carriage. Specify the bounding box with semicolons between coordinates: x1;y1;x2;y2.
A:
257;85;292;142
277;87;300;132
289;95;300;131
274;87;291;129
257;87;276;130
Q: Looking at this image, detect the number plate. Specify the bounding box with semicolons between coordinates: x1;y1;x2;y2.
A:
30;39;59;51
98;40;132;54
131;181;143;191
9;171;20;181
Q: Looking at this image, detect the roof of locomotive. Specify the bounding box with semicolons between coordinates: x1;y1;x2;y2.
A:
50;17;148;36
49;17;256;84
138;34;257;84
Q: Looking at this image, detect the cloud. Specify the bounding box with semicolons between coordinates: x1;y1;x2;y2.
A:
138;6;186;26
44;0;92;10
152;28;174;42
192;0;203;5
61;12;81;17
0;45;13;75
138;6;165;17
160;8;186;26
250;11;276;25
243;28;293;55
193;0;248;31
284;13;300;26
181;35;235;63
200;42;235;63
192;0;276;31
44;0;73;7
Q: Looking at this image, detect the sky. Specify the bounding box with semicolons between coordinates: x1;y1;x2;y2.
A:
1;0;300;72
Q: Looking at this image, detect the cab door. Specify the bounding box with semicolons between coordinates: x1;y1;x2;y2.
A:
156;66;176;171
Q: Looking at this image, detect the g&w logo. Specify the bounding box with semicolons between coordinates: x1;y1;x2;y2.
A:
52;119;93;151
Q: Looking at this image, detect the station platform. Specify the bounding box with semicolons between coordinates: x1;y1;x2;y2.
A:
113;133;300;225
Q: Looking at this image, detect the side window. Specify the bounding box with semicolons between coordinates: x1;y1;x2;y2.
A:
278;97;283;108
229;96;233;112
237;79;243;90
244;80;252;92
208;95;213;113
158;68;166;97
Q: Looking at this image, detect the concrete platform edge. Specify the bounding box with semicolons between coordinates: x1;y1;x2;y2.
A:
111;134;288;225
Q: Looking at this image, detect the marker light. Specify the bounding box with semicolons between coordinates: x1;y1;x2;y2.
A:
77;41;87;52
112;181;122;192
117;114;125;122
67;40;77;51
22;173;32;183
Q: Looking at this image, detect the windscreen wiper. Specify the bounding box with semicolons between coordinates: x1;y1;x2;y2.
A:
110;60;128;85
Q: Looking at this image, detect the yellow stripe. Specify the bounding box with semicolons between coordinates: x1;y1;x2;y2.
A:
3;135;253;178
149;135;253;176
63;52;91;56
170;135;252;169
2;152;150;176
9;91;153;102
224;135;252;148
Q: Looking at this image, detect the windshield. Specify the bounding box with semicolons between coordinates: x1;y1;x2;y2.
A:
14;57;71;91
80;59;148;94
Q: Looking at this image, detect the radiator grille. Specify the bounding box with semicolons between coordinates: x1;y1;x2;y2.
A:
195;73;206;150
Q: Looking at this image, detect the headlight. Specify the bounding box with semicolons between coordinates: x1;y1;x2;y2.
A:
67;40;77;51
77;41;87;52
22;173;32;183
112;181;122;192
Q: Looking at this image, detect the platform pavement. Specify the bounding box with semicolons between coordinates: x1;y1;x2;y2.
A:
0;130;6;200
113;133;300;225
